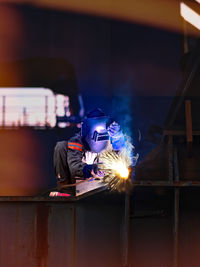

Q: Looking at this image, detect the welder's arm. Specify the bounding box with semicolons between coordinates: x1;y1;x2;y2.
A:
108;122;125;151
67;148;87;179
67;148;98;179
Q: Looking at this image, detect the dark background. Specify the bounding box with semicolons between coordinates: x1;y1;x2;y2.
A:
2;3;200;267
0;3;182;191
0;3;182;139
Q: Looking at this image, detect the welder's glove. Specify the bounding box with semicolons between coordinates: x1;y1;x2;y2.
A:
107;122;121;137
82;151;97;165
108;122;125;151
132;153;139;166
83;164;98;178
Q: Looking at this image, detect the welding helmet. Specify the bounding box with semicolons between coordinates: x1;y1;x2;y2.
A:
81;108;110;153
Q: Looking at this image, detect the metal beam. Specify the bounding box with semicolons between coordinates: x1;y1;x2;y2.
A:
168;135;174;182
123;192;131;267
185;100;193;155
174;188;180;267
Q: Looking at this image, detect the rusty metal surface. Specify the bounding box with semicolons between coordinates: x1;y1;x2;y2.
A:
174;188;180;267
0;202;77;267
2;188;200;267
123;193;131;267
0;194;125;267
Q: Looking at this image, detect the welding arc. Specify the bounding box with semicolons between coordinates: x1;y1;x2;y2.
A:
98;142;135;192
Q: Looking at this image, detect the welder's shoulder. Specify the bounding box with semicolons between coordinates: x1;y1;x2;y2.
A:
67;134;83;152
55;140;68;150
68;133;83;144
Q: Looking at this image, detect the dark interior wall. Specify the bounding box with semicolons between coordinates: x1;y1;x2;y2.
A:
5;4;181;96
0;3;182;103
20;4;181;94
0;3;183;193
6;4;182;148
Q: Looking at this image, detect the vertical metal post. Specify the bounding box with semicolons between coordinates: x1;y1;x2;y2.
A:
2;96;5;127
174;145;180;267
123;192;130;267
34;204;49;267
45;95;48;127
183;19;188;54
174;188;179;267
23;107;27;126
55;95;57;120
168;135;174;182
174;147;179;183
185;100;193;155
73;204;77;267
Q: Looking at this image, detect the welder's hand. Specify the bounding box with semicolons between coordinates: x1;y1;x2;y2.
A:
83;164;98;178
107;122;121;137
91;169;105;179
82;151;97;164
132;153;139;166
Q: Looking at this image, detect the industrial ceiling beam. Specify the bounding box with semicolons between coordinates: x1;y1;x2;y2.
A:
4;0;181;32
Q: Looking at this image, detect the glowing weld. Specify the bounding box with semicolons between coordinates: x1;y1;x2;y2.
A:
111;161;129;179
99;139;138;192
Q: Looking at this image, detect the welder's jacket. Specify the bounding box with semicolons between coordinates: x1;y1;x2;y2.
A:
67;134;88;179
54;134;89;184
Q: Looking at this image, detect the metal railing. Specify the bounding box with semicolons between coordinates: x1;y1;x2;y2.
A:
0;88;70;129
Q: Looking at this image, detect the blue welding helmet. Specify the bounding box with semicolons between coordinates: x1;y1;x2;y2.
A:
81;109;110;153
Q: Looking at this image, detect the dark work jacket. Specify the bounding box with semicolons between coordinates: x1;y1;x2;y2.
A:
54;133;88;184
67;134;87;179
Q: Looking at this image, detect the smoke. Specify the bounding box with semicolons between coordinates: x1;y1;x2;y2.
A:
110;91;139;160
99;138;139;192
111;94;132;139
109;87;140;183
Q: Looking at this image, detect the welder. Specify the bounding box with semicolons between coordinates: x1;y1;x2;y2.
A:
54;108;125;194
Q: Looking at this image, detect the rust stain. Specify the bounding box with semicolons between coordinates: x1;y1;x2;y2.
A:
35;204;50;267
14;205;19;267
